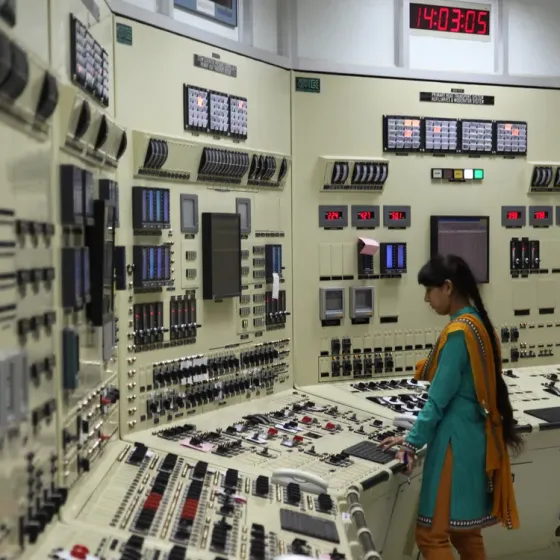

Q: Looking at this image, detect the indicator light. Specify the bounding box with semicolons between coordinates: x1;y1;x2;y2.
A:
454;169;464;180
464;169;474;180
431;168;443;179
443;169;453;180
474;169;484;180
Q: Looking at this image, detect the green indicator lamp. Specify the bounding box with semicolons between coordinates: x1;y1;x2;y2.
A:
474;169;484;180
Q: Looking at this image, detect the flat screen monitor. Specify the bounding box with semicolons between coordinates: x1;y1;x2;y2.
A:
430;216;490;283
202;212;242;300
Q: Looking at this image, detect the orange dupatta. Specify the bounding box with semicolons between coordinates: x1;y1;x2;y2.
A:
414;313;520;530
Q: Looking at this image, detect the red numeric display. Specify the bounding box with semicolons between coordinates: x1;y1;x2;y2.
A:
507;211;521;220
357;211;374;220
533;211;548;220
325;211;343;221
410;3;490;36
389;211;407;221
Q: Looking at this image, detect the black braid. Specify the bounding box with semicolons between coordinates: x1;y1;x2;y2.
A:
469;289;523;452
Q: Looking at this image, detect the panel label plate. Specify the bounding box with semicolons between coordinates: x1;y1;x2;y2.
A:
116;23;133;46
194;54;237;77
420;92;495;105
295;77;321;94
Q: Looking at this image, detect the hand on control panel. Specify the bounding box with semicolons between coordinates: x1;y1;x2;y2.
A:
379;435;405;450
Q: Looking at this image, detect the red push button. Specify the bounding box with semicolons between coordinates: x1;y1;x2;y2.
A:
267;427;278;436
301;416;312;424
71;545;89;559
293;435;304;443
325;422;336;431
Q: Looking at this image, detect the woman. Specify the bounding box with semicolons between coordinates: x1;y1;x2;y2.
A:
381;254;521;560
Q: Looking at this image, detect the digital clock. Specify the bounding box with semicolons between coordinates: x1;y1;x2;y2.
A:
410;3;490;36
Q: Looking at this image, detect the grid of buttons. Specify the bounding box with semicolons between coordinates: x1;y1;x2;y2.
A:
425;119;458;152
229;96;248;138
496;122;527;154
71;16;110;107
461;120;493;153
385;117;421;151
185;86;209;130
209;91;230;134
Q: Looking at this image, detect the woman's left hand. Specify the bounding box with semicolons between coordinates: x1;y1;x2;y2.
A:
396;449;415;474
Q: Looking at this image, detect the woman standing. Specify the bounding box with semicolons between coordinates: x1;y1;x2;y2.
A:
381;254;521;560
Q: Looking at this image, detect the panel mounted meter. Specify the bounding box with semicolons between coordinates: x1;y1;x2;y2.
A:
349;287;374;323
528;206;553;228
383;206;411;229
501;206;526;228
351;205;380;228
319;287;345;326
380;243;407;275
319;205;348;228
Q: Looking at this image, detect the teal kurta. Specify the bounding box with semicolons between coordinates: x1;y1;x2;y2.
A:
404;306;495;529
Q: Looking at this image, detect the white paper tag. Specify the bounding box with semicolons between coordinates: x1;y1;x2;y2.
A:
197;0;215;16
272;272;280;300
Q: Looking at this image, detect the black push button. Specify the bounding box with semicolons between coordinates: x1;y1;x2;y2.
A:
2;42;28;101
36;71;59;121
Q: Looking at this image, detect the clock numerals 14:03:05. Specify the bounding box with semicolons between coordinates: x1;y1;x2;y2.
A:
409;3;490;36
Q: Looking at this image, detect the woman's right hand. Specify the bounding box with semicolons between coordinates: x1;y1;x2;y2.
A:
379;436;406;450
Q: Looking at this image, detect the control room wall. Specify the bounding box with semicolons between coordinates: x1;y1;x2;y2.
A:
507;0;560;77
291;72;560;389
119;0;280;52
296;0;560;79
112;17;293;437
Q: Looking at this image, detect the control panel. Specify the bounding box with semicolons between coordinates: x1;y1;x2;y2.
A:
0;5;62;557
4;4;560;560
292;72;560;389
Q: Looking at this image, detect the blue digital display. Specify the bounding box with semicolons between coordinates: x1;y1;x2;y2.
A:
163;191;170;223
133;186;171;230
380;242;407;274
148;190;154;223
133;245;173;287
398;244;405;269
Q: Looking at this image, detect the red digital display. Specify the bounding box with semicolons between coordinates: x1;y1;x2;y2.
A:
507;211;521;220
410;3;490;36
389;211;407;221
533;210;549;220
325;211;343;221
357;211;374;220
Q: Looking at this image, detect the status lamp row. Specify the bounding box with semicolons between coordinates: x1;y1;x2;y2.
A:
431;168;484;181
